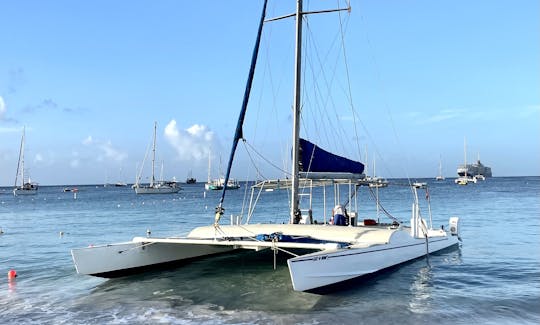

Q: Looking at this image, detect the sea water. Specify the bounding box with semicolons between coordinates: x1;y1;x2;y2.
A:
1;177;539;324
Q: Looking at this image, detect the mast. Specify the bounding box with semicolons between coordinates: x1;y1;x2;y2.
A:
14;127;25;187
21;129;25;187
207;150;211;184
160;160;164;182
290;0;303;223
464;137;467;177
214;0;268;225
151;121;157;187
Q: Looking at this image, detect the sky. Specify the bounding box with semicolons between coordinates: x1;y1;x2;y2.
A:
0;0;539;186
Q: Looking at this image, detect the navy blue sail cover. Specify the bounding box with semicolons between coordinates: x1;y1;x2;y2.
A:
299;138;364;174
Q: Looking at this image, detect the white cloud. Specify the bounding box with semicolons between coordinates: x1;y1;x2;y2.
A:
34;153;43;163
164;120;214;161
81;136;126;162
0;96;5;119
99;140;127;162
518;105;540;118
422;109;465;124
82;135;93;145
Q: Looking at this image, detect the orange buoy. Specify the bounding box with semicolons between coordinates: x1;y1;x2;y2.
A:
7;269;17;280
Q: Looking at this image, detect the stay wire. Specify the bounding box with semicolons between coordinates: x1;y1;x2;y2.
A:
243;140;290;177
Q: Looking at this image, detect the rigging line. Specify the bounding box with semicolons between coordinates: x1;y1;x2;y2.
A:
302;31;337;150
244;140;291;176
336;2;363;163
222;225;300;258
306;2;354;155
242;140;267;181
310;21;345;148
302;17;349;154
239;146;254;223
213;225;230;238
258;14;291;181
367;186;400;222
235;225;302;258
136;136;153;185
273;245;300;258
356;7;405;183
14;128;24;186
301;20;323;145
118;241;157;254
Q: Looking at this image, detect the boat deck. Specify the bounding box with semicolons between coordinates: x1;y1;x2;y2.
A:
188;223;397;247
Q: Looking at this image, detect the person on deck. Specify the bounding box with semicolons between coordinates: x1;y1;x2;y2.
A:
332;204;347;226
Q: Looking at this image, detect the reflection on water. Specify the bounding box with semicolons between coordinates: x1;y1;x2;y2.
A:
8;279;17;294
409;265;433;314
87;249;322;312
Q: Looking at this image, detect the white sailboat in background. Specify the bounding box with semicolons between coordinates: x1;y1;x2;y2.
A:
455;137;476;185
204;151;222;190
133;122;180;194
435;155;445;181
115;167;128;187
204;152;240;190
367;157;388;188
13;127;38;196
72;1;461;292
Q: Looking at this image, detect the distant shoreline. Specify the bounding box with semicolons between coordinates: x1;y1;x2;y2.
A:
0;175;538;188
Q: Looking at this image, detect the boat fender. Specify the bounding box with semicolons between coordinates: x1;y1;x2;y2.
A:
363;219;377;226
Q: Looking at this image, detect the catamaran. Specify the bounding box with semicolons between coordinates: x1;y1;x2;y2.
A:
133;122;180;194
72;1;461;292
13;127;38;196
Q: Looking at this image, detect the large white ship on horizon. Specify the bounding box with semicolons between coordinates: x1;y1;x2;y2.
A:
457;158;492;178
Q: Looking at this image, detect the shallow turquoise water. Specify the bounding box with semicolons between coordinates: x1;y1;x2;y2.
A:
1;177;539;324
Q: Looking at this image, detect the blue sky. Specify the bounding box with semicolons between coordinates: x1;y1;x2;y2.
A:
0;0;538;186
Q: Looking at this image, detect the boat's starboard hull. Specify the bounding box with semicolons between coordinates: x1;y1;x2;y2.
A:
287;233;459;292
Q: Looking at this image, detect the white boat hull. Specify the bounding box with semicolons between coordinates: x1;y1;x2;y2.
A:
71;239;235;277
71;223;459;292
287;232;459;292
13;188;38;196
134;187;180;194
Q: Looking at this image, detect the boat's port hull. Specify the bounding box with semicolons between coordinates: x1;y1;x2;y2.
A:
71;241;235;277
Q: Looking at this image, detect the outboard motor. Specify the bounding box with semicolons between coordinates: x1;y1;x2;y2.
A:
449;217;460;238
